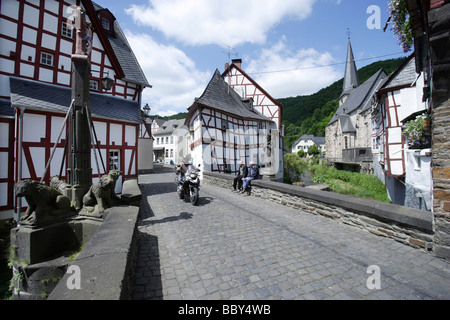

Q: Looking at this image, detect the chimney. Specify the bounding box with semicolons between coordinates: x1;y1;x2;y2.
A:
224;62;230;72
232;59;242;69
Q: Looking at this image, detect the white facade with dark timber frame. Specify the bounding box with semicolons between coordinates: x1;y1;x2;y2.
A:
223;59;283;131
185;69;283;181
0;0;151;219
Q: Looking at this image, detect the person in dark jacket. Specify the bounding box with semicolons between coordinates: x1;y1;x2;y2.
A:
233;160;248;191
176;161;188;185
242;161;259;193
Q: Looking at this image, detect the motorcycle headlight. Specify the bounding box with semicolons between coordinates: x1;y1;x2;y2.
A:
190;173;197;179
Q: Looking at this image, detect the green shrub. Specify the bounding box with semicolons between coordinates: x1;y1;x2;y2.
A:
309;164;390;203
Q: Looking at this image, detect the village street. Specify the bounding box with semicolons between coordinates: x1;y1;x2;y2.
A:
132;164;450;300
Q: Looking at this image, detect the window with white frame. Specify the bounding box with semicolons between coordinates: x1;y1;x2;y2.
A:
40;52;54;66
89;80;99;91
109;150;120;171
62;22;73;38
102;18;110;30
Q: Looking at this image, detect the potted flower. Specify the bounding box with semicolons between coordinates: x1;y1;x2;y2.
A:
423;114;431;129
403;114;431;149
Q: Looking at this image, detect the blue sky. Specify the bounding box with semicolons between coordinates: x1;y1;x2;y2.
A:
94;0;408;116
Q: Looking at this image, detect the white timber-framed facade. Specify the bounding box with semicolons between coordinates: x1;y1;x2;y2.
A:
0;0;151;218
185;69;283;181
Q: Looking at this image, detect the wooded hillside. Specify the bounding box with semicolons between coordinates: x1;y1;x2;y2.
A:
280;57;407;150
152;58;407;151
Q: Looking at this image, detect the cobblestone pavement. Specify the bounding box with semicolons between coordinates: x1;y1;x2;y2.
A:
132;165;450;300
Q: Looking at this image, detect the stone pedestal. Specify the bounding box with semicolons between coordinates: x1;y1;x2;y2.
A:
10;216;102;300
11;219;78;266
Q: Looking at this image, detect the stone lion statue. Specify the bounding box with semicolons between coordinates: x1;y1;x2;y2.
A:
14;180;72;225
82;170;121;215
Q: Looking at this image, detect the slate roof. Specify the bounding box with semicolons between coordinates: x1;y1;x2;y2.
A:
293;134;326;147
188;69;274;124
0;99;14;117
342;40;360;97
153;118;166;127
380;54;416;91
9;77;141;123
329;69;387;126
154;119;186;136
92;2;151;88
337;114;356;133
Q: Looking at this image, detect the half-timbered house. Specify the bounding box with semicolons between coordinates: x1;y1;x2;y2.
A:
185;69;283;180
372;54;431;209
223;59;283;131
0;0;151;219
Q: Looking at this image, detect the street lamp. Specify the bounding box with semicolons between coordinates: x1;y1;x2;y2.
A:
143;103;151;118
91;69;114;91
100;75;114;91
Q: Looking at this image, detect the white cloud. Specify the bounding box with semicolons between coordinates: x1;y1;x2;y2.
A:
124;30;211;116
125;0;316;47
245;36;342;98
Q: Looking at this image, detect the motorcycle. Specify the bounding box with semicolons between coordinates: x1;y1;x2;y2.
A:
176;164;201;205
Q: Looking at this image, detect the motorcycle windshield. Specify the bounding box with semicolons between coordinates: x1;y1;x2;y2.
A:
186;164;197;173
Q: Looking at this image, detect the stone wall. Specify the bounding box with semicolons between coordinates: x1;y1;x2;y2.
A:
47;180;142;300
203;171;434;252
47;206;139;300
429;2;450;259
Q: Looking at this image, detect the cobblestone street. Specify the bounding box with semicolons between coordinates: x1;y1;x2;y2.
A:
132;165;450;300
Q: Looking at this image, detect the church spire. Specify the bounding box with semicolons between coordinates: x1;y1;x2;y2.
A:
341;31;360;101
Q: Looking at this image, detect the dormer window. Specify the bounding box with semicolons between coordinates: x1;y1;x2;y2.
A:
97;9;116;36
102;18;110;31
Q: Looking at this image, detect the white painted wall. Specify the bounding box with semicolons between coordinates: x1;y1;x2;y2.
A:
405;149;432;211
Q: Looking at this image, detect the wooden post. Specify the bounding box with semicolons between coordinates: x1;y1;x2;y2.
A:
67;7;92;210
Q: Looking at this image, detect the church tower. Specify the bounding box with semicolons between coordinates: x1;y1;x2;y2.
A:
340;34;360;106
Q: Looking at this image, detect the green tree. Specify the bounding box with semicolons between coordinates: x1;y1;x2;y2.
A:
284;153;308;183
308;144;321;156
297;149;305;158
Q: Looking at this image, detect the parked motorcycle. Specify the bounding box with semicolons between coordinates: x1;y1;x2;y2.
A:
176;164;201;205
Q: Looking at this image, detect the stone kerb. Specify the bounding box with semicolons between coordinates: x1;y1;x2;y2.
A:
203;171;434;251
121;179;142;205
48;205;139;300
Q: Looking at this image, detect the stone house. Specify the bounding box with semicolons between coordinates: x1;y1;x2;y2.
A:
326;38;387;173
405;0;450;259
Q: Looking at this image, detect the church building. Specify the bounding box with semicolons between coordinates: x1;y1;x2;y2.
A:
326;37;387;173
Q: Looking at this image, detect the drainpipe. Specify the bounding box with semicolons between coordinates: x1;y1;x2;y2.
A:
16;107;25;224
